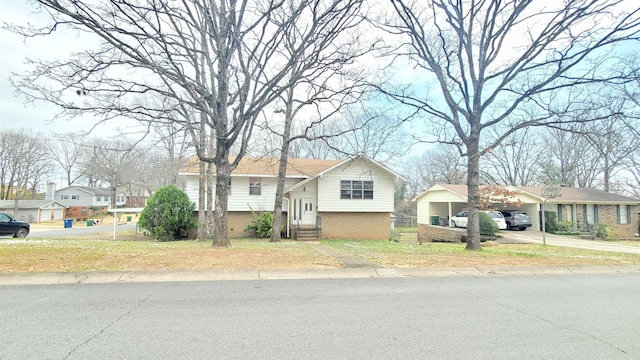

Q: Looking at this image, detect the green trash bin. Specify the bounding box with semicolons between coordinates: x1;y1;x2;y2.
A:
430;216;440;225
127;216;132;222
87;220;94;227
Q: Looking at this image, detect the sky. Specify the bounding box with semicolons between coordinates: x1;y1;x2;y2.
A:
0;1;127;136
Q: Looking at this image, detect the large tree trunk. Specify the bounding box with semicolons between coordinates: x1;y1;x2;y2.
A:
271;144;290;243
197;112;207;240
197;159;206;240
206;161;214;238
271;87;295;243
465;133;481;251
212;159;231;247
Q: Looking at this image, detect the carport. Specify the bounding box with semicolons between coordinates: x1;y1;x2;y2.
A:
416;184;543;231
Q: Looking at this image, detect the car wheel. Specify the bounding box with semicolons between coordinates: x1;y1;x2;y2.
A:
519;227;526;231
506;222;512;230
451;221;457;228
14;228;29;238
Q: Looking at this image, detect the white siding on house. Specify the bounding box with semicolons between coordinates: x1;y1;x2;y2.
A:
416;198;430;225
316;157;395;212
55;187;111;207
185;175;300;212
289;179;318;201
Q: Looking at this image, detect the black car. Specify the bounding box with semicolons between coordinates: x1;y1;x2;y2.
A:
0;212;30;238
499;210;532;231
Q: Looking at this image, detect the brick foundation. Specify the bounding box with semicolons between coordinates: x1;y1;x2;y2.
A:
319;212;391;240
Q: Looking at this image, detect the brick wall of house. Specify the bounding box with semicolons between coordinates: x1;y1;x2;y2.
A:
228;212;256;238
65;206;108;220
572;204;637;238
418;224;463;243
205;211;287;238
319;212;391;240
596;205;637;238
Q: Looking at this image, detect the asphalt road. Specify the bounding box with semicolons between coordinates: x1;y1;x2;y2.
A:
2;274;639;359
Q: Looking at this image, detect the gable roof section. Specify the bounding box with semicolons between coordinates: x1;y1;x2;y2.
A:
414;184;468;201
56;185;112;196
0;200;68;209
285;155;405;193
416;184;639;204
179;156;341;178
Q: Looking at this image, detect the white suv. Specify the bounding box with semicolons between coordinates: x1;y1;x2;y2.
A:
450;210;506;230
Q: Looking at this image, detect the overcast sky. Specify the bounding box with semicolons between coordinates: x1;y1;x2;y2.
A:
0;2;125;136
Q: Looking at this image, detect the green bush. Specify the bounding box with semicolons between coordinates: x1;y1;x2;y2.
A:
244;212;274;238
139;185;197;241
594;224;612;239
555;221;575;232
479;211;499;236
543;211;558;233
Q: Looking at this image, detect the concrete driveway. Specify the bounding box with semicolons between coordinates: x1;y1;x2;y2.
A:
498;230;640;254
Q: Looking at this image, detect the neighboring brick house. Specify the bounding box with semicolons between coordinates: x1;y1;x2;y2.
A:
53;185;127;219
416;184;640;241
179;155;404;240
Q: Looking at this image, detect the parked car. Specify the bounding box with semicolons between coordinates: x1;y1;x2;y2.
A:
485;210;507;230
450;211;468;228
450;210;507;230
499;210;532;231
0;212;30;238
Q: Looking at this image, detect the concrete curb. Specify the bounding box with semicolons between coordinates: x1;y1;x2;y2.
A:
1;265;639;285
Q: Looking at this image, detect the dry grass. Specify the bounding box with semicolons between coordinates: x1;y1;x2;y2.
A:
323;240;640;268
1;232;639;273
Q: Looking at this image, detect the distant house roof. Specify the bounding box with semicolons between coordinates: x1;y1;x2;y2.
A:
0;200;68;209
56;185;112;196
417;184;639;204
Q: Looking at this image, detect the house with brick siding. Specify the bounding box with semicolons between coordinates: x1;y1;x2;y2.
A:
53;185;127;219
416;184;640;241
179;155;403;240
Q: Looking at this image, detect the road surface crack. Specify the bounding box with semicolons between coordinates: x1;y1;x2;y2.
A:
63;290;155;359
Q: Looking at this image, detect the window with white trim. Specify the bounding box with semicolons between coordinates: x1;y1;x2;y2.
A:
249;177;261;195
340;180;373;199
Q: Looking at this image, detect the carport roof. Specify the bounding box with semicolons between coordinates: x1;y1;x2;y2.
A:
417;184;639;204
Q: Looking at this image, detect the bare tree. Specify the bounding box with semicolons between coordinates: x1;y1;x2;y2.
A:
540;123;608;188
8;0;360;246
383;0;640;249
0;129;53;208
77;137;141;207
48;133;86;186
402;144;466;199
481;128;544;186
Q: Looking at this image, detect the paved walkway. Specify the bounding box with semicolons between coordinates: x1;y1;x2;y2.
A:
499;231;640;254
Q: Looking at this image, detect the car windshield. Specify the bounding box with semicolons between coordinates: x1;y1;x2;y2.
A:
488;212;503;218
515;213;529;219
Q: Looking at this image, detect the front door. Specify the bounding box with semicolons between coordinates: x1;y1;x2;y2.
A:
293;197;316;225
302;197;315;225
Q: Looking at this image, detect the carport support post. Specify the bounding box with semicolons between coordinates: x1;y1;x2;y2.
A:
113;211;117;240
541;184;561;246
